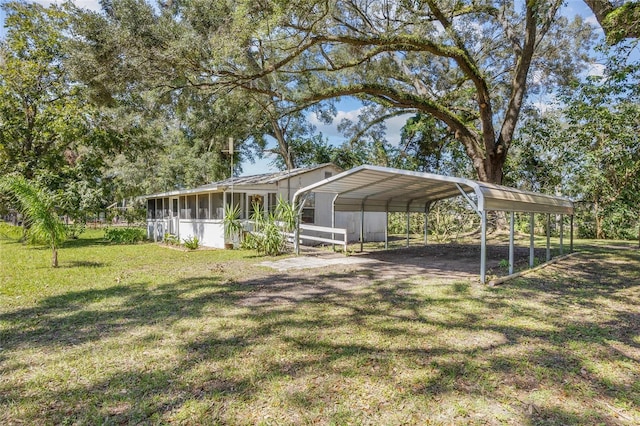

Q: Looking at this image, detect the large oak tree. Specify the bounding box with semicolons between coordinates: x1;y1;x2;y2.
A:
74;0;594;184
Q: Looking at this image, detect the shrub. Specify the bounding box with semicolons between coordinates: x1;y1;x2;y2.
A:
163;233;180;245
183;235;199;250
104;227;146;244
65;222;86;240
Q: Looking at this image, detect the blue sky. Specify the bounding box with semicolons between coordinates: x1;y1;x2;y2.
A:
0;1;605;176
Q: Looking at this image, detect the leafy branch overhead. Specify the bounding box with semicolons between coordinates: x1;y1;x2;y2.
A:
72;0;595;184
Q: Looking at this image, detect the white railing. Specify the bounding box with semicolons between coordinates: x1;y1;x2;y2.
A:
290;223;348;253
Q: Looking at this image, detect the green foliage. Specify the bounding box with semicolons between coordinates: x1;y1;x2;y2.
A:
163;233;180;246
182;235;199;250
65;222;86;240
70;0;596;184
223;203;243;246
0;222;22;240
0;175;67;267
103;227;146;244
242;198;296;256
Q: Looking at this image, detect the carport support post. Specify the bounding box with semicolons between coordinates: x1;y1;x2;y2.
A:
406;210;410;248
570;215;574;252
480;210;487;284
384;209;388;250
360;204;365;253
424;203;429;245
559;214;564;255
529;213;535;268
509;211;515;275
546;214;551;262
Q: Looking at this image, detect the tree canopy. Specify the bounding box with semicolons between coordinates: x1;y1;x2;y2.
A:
71;0;595;184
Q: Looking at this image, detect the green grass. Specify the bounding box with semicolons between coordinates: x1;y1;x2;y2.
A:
1;226;639;424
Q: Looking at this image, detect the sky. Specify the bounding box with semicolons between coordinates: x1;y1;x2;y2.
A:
0;0;608;177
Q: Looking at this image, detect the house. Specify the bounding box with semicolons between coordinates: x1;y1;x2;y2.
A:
143;163;386;248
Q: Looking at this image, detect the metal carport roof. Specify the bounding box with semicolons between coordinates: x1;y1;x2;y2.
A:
293;165;573;215
292;165;574;284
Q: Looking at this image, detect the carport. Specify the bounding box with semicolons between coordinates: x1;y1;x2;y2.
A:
292;165;574;284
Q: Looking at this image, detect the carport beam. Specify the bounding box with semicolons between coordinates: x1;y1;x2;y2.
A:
529;213;535;268
509;212;515;275
480;210;487;284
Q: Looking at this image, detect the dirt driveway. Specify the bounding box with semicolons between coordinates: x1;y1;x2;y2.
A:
244;243;549;306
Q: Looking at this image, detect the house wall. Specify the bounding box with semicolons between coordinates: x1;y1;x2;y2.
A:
147;219;171;242
335;212;387;243
145;164;387;248
178;220;225;248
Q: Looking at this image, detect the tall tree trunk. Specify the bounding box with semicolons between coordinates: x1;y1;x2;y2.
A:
594;200;603;239
52;247;58;267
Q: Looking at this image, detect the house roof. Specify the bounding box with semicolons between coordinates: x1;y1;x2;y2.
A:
143;163;338;199
293;165;574;215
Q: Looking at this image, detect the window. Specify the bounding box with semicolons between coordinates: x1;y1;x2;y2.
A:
225;192;246;219
198;194;210;219
163;198;170;218
301;192;315;224
186;195;196;219
155;199;163;219
268;193;278;214
211;193;223;219
147;199;155;219
179;196;187;219
249;194;264;219
172;199;178;216
324;172;332;179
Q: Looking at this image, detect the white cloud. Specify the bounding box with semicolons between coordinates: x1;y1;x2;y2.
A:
587;62;605;77
308;108;413;146
584;14;599;27
308;108;363;142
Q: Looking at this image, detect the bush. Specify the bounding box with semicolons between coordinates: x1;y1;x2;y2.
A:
183;235;199;250
0;222;22;240
65;222;86;240
103;227;147;244
163;233;180;245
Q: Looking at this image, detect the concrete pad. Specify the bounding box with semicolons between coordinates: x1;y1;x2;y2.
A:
259;255;376;271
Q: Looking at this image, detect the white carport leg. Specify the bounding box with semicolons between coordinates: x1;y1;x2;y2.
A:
424;202;429;245
509;211;515;275
546;214;551;262
560;214;564;255
570;215;574;252
529;213;535;268
480;210;487;284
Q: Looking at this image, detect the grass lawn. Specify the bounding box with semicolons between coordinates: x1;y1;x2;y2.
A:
1;226;639;424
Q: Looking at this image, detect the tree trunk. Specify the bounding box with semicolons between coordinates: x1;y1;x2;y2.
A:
52;247;58;268
594;200;603;239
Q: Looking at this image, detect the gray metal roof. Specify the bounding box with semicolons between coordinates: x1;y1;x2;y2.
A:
143;163;337;199
293;165;574;215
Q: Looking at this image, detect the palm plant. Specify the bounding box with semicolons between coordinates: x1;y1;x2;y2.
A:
0;175;66;267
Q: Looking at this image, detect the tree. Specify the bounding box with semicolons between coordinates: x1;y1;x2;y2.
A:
561;55;640;240
0;2;140;213
72;1;594;184
584;0;640;43
506;44;640;241
204;0;594;184
0;175;66;267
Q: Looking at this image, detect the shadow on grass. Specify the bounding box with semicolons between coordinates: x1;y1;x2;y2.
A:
0;247;639;424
